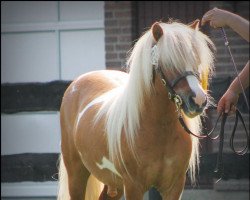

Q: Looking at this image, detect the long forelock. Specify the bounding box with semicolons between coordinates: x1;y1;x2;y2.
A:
157;22;215;77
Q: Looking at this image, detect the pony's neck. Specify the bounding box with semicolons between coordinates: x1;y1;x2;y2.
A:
142;74;177;122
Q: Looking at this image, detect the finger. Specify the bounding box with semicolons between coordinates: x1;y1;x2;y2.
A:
224;102;231;113
210;20;218;28
229;104;236;115
201;13;212;25
209;21;214;28
231;104;236;111
217;102;224;114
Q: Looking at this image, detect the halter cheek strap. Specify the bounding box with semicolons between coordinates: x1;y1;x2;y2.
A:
154;65;183;110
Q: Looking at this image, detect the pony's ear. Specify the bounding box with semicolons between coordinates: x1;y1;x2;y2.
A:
152;22;163;42
189;19;200;30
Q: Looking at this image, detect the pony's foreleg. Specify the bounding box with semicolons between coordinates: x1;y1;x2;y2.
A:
58;154;90;200
160;175;186;200
68;160;90;200
59;151;90;200
123;182;144;200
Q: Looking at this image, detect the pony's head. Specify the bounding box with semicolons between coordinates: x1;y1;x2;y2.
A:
127;20;215;118
149;20;215;118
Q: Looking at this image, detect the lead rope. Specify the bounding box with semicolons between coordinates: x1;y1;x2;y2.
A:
220;27;249;111
214;112;228;183
178;106;249;183
212;28;250;183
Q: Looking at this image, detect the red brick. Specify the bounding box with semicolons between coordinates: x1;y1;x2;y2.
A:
105;2;131;11
119;52;127;59
118;19;132;27
106;44;114;51
105;28;122;35
106;53;118;60
105;36;118;43
118;35;132;43
115;44;131;51
105;11;113;18
106;61;122;68
122;27;132;34
105;19;118;27
114;10;131;18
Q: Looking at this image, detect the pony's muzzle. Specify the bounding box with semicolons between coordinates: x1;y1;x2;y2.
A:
182;94;207;118
190;94;207;110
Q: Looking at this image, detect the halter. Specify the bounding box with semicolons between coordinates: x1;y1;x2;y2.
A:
154;65;199;111
151;44;199;112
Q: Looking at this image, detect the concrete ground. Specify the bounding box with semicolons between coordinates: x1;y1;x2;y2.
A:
183;189;249;200
2;190;249;200
2;180;249;200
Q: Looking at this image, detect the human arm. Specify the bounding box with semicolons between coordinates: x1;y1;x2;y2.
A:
217;61;249;113
201;7;249;42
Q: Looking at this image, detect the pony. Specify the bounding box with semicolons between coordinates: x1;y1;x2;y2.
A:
57;19;215;200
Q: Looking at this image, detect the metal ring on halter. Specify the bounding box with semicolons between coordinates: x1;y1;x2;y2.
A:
161;78;167;86
168;92;172;100
174;95;183;106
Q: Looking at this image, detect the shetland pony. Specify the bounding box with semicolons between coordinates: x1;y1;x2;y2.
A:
58;19;215;200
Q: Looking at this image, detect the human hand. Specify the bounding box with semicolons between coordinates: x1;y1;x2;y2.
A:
217;89;239;115
201;7;230;28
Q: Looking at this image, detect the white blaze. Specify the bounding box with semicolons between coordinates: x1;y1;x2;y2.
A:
186;76;206;106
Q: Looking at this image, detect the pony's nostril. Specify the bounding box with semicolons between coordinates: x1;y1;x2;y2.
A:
188;94;206;110
189;93;207;108
188;95;195;105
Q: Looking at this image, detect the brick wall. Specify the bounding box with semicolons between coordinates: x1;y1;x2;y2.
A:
104;1;136;71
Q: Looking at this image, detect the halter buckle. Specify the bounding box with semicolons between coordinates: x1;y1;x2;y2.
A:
161;78;166;86
168;92;172;100
173;95;183;113
174;95;182;107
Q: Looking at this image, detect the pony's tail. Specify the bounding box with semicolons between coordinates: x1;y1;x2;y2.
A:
57;155;70;200
85;175;104;200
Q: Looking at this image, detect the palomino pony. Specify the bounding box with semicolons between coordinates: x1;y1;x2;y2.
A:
58;19;215;200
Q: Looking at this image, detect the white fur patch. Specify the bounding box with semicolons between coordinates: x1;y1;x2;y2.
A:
76;98;103;128
186;76;206;106
96;157;122;178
